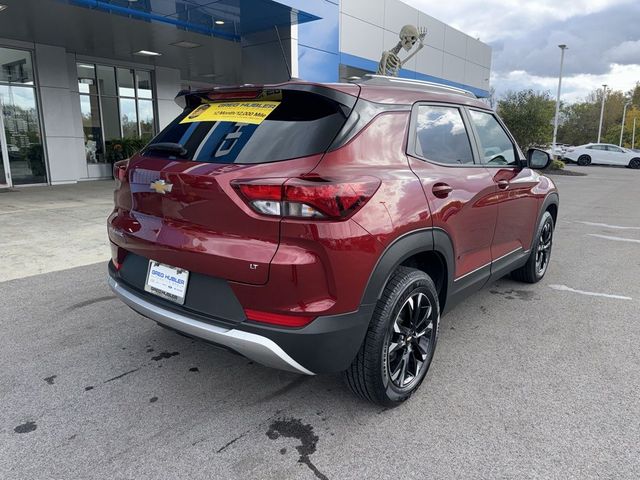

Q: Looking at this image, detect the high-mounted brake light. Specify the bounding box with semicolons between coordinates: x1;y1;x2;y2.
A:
232;177;380;220
206;90;261;101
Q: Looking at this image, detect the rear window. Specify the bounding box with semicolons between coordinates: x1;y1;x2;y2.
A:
144;89;350;164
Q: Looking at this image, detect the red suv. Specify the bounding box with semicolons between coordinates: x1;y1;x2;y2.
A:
108;76;558;406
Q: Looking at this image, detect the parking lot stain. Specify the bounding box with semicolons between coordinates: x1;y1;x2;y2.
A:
104;368;140;383
258;376;310;403
149;396;158;403
66;295;115;311
14;421;37;434
146;348;155;353
266;417;327;480
490;289;536;301
44;375;57;385
189;367;199;372
280;448;287;455
217;432;247;453
85;386;94;391
151;351;180;361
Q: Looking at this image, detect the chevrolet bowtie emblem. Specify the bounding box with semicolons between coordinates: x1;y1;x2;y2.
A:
150;179;173;194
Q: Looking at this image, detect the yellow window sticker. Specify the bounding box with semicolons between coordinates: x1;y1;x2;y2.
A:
180;101;280;125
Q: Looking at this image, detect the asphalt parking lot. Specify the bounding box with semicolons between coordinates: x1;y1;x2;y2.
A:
2;166;640;479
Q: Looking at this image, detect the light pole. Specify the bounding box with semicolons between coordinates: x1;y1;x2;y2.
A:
597;84;607;143
619;101;632;147
633;117;637;149
552;44;568;159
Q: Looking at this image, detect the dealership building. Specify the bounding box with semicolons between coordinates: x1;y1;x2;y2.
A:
0;0;491;188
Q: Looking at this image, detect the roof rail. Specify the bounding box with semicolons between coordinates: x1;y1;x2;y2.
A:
352;74;477;99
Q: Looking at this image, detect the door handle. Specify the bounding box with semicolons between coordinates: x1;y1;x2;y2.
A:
497;180;510;190
432;183;453;198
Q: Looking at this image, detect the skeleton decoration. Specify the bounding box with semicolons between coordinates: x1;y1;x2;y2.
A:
377;25;427;77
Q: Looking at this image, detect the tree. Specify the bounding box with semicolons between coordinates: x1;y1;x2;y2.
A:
497;90;556;149
558;87;631;146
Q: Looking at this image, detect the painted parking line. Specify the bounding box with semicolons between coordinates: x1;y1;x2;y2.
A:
577;221;640;230
548;284;632;301
587;234;640;244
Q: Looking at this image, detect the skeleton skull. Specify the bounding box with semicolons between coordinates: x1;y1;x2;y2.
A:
400;24;420;51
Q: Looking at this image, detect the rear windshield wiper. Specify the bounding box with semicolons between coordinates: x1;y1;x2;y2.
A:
144;142;188;157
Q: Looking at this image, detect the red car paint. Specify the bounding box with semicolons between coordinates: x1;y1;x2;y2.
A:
108;80;557;328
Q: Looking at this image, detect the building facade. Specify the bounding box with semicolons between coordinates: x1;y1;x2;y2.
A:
0;0;491;188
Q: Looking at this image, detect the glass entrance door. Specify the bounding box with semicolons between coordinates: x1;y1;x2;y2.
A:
0;47;46;185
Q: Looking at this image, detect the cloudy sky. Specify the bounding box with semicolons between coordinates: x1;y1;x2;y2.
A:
404;0;640;102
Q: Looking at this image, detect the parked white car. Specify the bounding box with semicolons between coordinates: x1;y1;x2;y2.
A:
564;143;640;168
544;144;571;159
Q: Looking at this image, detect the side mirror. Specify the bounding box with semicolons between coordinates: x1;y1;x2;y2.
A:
527;148;551;170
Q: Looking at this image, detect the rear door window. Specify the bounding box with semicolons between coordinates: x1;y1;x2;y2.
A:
411;105;475;165
144;89;350;164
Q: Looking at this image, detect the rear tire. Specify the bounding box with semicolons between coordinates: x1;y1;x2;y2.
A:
629;158;640;169
344;267;439;407
577;155;591;166
511;211;554;283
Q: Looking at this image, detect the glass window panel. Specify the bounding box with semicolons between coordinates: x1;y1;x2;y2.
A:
117;67;136;97
79;94;105;163
102;97;124;163
120;98;138;138
136;71;153;99
0;47;35;85
414;106;474;165
468;110;517;166
77;63;97;95
0;85;46;184
138;99;154;139
101;96;120;141
97;65;117;96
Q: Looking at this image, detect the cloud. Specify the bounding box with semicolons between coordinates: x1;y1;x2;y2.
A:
489;2;640;77
605;40;640;65
403;0;640;102
492;64;640;103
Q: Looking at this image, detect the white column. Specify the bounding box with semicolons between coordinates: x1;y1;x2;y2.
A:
35;44;86;184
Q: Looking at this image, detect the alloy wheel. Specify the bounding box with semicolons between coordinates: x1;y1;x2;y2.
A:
384;291;435;389
535;220;553;276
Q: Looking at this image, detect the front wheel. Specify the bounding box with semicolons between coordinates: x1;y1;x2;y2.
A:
577;155;591;166
629;158;640;169
344;267;439;406
511;211;554;283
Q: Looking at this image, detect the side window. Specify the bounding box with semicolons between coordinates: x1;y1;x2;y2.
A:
413;105;474;165
606;146;623;153
592;145;606;151
468;110;517;166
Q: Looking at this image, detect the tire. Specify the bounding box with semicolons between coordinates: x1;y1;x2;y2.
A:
577;155;591;166
344;267;439;406
511;211;554;283
629;158;640;169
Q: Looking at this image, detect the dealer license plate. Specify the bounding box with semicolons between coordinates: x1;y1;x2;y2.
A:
144;260;189;305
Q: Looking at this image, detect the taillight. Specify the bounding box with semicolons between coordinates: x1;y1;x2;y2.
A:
232;177;380;220
113;159;129;188
244;309;316;328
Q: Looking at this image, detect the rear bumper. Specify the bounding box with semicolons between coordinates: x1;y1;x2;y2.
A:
110;276;315;374
108;265;374;374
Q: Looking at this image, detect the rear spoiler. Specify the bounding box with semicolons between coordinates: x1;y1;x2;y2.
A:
174;83;361;110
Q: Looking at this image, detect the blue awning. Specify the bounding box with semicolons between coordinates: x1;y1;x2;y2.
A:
65;0;321;41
